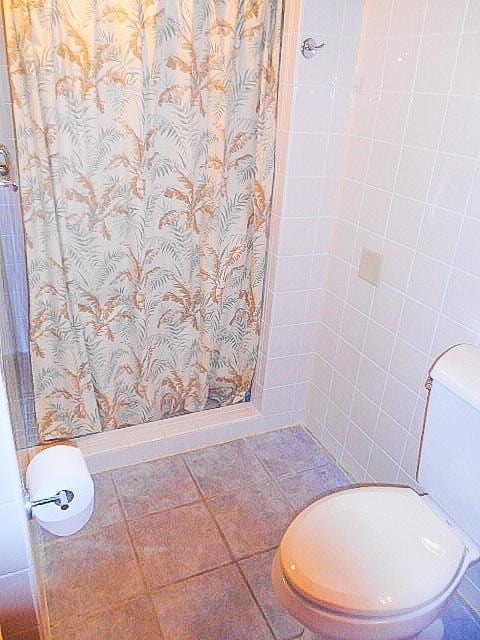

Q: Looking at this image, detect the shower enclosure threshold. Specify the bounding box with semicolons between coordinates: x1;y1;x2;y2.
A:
78;402;278;473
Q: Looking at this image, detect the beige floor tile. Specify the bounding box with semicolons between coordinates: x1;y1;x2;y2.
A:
248;427;331;479
112;456;199;519
152;564;274;639
183;439;270;497
128;502;230;590
240;549;303;640
44;522;144;625
208;482;293;559
276;463;350;512
50;596;163;640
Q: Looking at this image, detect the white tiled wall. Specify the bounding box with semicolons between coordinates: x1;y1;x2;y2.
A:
0;364;41;639
304;0;480;608
253;0;363;427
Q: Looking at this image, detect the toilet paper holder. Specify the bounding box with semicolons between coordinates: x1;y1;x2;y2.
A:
25;489;74;518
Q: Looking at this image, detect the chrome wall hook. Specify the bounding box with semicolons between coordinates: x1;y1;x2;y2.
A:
301;37;326;59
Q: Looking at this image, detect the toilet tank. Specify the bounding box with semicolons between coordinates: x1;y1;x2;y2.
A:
418;344;480;545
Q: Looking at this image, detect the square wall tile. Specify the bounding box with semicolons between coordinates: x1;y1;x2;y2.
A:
405;94;447;150
443;269;480;332
440;96;480;158
367;141;401;192
302;0;345;36
415;34;460;93
417;207;462;264
395;146;434;201
455;217;480;279
390;0;426;36
407;253;450;311
361;1;392;38
343;136;371;183
424;0;468;34
428;154;475;214
383;37;420;92
374;92;410;144
387;195;423;247
278;217;317;256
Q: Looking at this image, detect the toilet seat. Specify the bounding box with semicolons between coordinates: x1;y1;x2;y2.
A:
279;486;466;618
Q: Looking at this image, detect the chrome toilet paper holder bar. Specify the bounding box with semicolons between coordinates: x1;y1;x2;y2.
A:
25;489;74;518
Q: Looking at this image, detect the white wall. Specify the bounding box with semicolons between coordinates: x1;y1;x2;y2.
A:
0;363;42;640
304;0;480;609
254;0;363;425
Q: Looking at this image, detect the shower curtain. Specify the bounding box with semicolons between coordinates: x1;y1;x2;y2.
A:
4;0;282;441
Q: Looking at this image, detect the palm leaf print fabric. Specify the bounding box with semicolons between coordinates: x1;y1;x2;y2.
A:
4;0;282;441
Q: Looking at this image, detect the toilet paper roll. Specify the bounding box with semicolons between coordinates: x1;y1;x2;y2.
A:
26;445;95;537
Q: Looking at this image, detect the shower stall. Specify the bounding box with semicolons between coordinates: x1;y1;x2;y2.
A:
0;0;332;475
0;0;356;476
1;0;285;459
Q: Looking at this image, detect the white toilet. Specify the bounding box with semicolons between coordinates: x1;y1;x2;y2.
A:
272;344;480;640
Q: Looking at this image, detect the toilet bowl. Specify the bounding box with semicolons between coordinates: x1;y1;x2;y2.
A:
272;486;479;640
272;345;480;640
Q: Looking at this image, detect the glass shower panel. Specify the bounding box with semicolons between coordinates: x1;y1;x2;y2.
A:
0;173;37;448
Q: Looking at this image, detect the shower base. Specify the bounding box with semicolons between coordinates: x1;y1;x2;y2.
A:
78;402;294;474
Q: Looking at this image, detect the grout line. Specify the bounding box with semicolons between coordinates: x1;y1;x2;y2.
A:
357;1;426;482
323;0;396;481
46;594;162;635
108;471;166;639
235;559;278;640
144;559;236;594
179;437;305;638
181;455;237;565
389;0;472;480
317;2;480;483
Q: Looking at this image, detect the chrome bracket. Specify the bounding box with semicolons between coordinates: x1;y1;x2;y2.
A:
25;489;74;518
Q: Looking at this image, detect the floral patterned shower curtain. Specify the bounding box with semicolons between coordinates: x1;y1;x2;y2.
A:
4;0;282;441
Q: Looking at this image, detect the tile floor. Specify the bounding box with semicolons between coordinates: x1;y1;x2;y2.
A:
38;426;480;640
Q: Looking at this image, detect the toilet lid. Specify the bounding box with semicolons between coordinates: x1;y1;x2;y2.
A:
280;486;466;616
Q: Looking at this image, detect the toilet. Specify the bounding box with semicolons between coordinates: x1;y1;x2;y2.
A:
272;344;480;640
